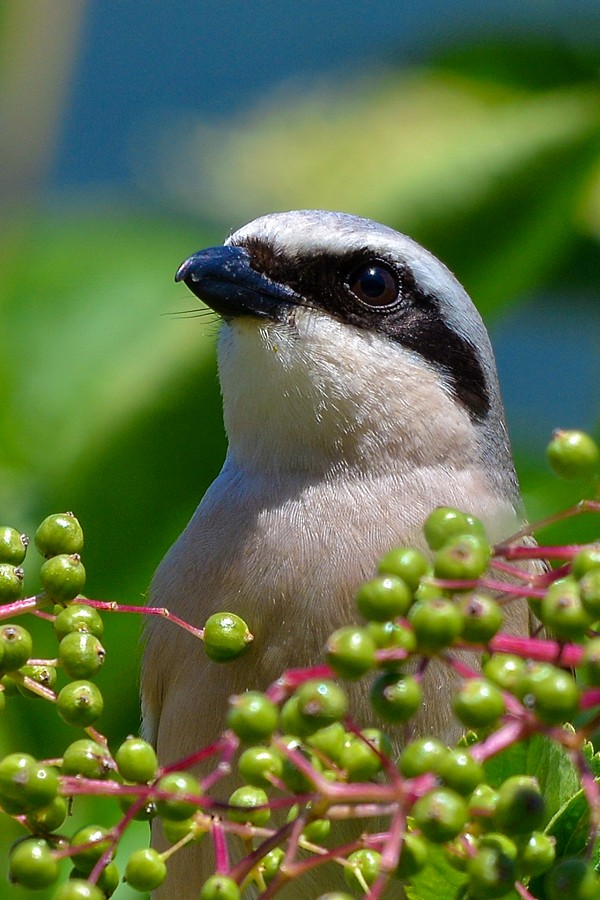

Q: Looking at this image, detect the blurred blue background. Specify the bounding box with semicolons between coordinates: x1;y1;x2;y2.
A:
1;2;599;895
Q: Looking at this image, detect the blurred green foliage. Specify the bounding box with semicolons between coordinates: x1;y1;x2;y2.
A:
0;32;599;899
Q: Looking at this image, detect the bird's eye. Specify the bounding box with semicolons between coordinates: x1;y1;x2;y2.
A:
346;261;400;308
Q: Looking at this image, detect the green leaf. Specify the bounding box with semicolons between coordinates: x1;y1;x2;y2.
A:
483;731;580;823
405;842;467;900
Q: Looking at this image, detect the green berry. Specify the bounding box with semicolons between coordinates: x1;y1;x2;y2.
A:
307;721;347;764
26;794;68;832
518;831;555;876
325;626;377;679
339;729;391;781
0;623;32;671
412;787;468;842
8;837;59;889
0;753;58;814
54;603;104;641
59;632;106;679
93;860;120;897
540;577;592;641
228;785;270;825
227;691;278;742
261;847;284;884
458;592;504;643
161;815;205;844
378;546;430;592
398;737;448;778
0;526;28;565
433;533;491;581
200;874;241;900
280;694;316;737
302;816;331;843
344;849;381;890
547;430;600;480
580;569;600;618
71;824;112;872
494;776;545;834
519;662;580;725
62;739;113;778
40;554;86;601
294;679;348;730
370;670;422;722
468;840;517;897
115;736;157;783
57;680;104;727
238;746;283;786
424;507;486;551
483;653;527;694
394;832;428;878
583;637;600;685
437;749;484;795
18;664;57;697
124;847;167;891
35;512;84;557
203;612;252;661
572;546;600;579
366;620;416;660
279;737;322;792
356;574;412;621
0;563;24;601
56;879;105;900
469;783;498;827
545;857;599;899
408;597;464;652
156;771;200;821
118;792;157;820
452;678;506;728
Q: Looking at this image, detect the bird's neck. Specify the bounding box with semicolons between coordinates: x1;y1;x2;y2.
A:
218;317;478;480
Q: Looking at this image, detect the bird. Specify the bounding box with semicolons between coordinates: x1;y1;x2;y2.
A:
141;210;529;897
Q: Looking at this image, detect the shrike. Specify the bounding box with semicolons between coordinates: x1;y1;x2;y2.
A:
142;210;528;896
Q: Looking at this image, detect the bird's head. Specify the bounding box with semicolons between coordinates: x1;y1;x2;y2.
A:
176;210;515;491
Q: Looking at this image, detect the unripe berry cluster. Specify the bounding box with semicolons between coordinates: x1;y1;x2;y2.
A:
0;430;599;898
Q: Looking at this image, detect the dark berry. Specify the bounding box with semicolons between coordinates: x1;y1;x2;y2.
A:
494;776;545;834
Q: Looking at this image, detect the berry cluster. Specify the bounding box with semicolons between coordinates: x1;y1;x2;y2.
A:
0;431;598;898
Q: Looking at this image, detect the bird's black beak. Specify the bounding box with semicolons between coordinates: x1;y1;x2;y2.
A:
175;244;298;321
